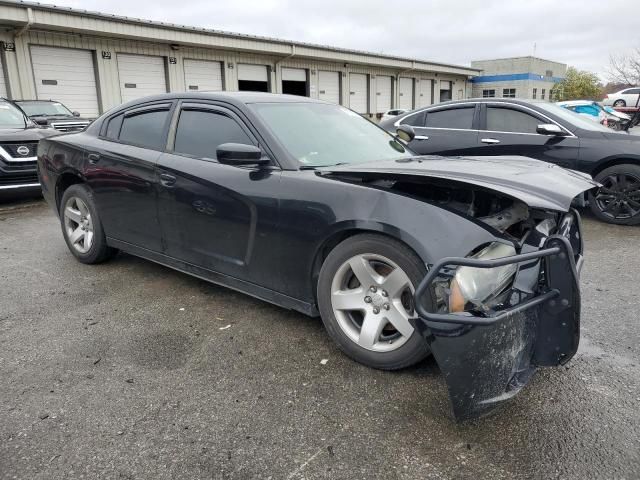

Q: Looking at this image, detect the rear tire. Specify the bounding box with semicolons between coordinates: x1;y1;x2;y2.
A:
59;184;117;264
613;99;626;107
317;233;430;370
588;164;640;225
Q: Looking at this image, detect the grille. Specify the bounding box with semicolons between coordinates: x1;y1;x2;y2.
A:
0;171;38;186
50;121;90;132
0;142;38;158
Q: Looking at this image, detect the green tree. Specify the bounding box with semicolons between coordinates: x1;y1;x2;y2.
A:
553;67;602;101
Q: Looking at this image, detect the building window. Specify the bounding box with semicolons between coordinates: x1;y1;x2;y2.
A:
546;70;553;78
482;89;496;98
502;88;516;98
532;88;537;99
541;89;546;100
549;89;554;101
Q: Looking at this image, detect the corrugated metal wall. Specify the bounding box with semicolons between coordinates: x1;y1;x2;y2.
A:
0;26;471;118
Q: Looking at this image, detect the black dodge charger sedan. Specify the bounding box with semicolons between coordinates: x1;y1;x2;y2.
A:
380;98;640;225
37;92;596;419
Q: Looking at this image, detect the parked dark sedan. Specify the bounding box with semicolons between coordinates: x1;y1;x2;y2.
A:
37;92;596;420
0;98;58;194
380;98;640;225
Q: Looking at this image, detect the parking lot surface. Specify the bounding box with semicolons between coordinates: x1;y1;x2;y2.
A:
1;200;639;480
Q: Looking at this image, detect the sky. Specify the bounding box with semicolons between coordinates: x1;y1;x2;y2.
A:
52;0;640;80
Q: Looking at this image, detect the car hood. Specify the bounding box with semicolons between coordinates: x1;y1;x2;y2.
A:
320;155;599;212
0;126;59;140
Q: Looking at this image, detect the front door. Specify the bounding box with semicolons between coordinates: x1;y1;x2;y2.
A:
155;102;281;284
473;104;580;169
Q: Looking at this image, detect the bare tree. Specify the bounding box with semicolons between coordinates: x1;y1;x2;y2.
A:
607;49;640;86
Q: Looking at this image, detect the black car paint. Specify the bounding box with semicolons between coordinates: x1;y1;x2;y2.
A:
380;98;640;174
37;92;595;420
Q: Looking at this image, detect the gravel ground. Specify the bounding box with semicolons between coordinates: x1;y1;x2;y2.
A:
1;199;639;480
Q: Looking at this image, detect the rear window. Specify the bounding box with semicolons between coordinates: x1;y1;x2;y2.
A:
118;109;170;150
425;107;474;129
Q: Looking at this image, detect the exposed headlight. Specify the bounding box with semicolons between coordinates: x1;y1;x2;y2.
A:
448;243;518;313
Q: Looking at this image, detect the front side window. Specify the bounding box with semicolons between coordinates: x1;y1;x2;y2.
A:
119;108;170;150
482;89;495;98
249;102;410;167
425;107;474;130
502;88;516;98
486;107;541;134
173;109;253;160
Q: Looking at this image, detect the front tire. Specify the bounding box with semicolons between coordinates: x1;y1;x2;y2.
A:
588;164;640;225
60;184;117;263
317;234;430;370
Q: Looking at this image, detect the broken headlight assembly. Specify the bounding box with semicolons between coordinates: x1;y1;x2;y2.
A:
435;242;519;315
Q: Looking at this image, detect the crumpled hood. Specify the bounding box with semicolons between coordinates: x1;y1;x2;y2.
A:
320;155;599;211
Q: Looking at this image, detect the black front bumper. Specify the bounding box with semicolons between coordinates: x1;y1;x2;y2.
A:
413;210;582;420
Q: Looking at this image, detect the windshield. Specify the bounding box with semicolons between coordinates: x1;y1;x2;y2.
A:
249;102;412;167
17;101;72;117
0;102;27;129
537;102;612;133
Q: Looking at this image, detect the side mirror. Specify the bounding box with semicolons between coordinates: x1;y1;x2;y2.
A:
72;111;81;117
396;124;416;142
537;123;565;136
216;143;270;166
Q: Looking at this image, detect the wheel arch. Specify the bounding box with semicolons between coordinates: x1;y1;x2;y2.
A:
591;156;640;178
309;223;429;307
55;170;86;213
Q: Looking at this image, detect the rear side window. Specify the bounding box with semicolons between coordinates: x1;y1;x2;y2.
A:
425;107;474;129
486;107;541;134
401;110;426;127
624;88;640;95
105;114;123;139
119;109;170;150
173;109;253;160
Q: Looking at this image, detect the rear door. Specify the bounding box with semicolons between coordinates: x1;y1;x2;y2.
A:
474;103;580;168
155;102;281;284
87;102;173;251
400;103;480;156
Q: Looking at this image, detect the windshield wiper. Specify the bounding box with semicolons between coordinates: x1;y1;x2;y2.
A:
299;162;349;170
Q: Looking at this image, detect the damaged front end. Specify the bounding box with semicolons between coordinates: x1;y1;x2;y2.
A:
414;209;583;420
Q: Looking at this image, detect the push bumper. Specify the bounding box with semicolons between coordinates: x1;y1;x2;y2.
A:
413;210;583;420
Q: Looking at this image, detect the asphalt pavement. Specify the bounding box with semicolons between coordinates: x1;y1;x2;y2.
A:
1;199;639;480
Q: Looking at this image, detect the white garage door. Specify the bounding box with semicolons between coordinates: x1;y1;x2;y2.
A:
281;67;306;82
0;60;7;98
184;59;223;92
417;78;433;108
238;64;269;82
349;73;368;114
30;46;100;117
376;75;392;113
398;77;414;110
117;54;167;103
318;71;340;104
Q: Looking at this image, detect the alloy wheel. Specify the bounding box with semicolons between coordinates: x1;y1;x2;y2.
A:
63;196;94;254
594;173;640;220
330;253;415;353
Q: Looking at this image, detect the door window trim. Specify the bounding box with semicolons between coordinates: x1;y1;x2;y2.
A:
166;100;279;168
480;102;576;137
98;101;176;151
395;102;480;130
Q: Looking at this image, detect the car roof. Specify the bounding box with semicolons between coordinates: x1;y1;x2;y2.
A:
556;100;596;106
13;99;58;103
118;91;329;109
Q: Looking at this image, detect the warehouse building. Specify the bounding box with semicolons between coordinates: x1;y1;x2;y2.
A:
471;56;566;101
0;1;478;120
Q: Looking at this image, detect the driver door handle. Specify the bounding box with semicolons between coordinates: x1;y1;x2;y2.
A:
414;135;429;141
481;138;501;144
160;173;177;187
